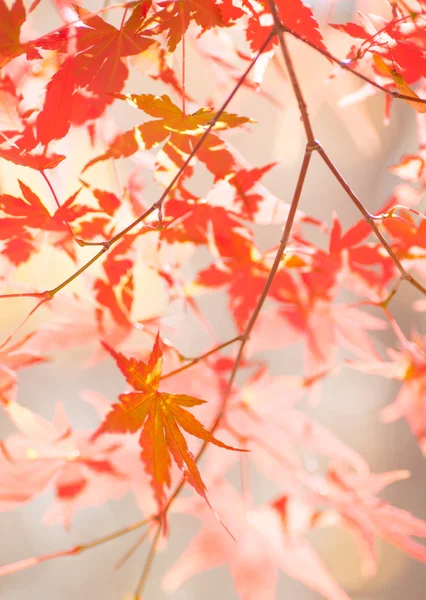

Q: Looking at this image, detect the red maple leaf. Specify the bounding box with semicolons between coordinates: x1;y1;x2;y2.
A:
0;0;40;68
0;145;65;170
320;463;426;575
0;74;64;169
382;210;426;263
228;162;277;219
194;232;269;332
152;0;244;52
246;0;327;54
158;187;248;245
330;11;426;114
33;3;154;144
0;182;97;265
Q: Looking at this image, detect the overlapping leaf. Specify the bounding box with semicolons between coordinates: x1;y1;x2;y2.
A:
193;231;270;332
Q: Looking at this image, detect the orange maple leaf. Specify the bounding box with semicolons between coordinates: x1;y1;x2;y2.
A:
373;53;426;114
83;93;252;171
0;0;29;68
93;334;240;511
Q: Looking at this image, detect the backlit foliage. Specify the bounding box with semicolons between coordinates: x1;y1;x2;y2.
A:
1;0;426;598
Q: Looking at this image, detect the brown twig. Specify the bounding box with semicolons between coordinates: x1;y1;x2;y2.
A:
0;516;151;577
273;22;316;144
317;146;426;296
114;529;151;570
283;24;426;107
161;335;242;380
134;524;162;599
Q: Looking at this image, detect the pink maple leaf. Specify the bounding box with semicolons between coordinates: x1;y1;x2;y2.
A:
164;480;350;600
0;400;144;527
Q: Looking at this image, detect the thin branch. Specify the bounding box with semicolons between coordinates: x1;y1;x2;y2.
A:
40;170;66;211
380;276;404;308
41;172;98;244
134;525;162;599
0;296;51;351
373;204;426;223
318;146;426;296
269;8;426;299
272;23;315;143
114;529;150;570
0;516;151;577
283;25;426;107
356;12;426;56
0;291;47;300
161;335;242;380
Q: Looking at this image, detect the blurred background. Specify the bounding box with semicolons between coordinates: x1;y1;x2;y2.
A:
1;0;426;598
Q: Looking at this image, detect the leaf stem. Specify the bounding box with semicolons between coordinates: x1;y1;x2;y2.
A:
161;335;242;380
0;296;51;351
114;529;151;570
39;170;81;243
180;8;186;116
134;525;162;599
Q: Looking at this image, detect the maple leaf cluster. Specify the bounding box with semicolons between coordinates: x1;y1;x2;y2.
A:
1;0;426;599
